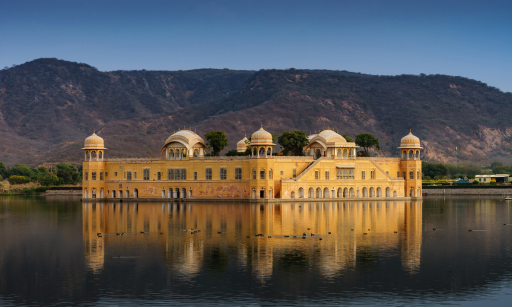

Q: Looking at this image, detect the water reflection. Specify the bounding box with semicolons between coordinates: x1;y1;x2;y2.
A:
83;201;423;281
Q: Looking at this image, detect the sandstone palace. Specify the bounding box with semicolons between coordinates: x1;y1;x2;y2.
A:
82;127;422;201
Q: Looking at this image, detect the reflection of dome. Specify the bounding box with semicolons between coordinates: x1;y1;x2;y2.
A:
164;130;205;147
83;132;105;149
399;130;422;148
237;136;249;152
250;127;274;145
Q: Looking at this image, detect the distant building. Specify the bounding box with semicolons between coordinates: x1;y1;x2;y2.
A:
82;128;423;201
475;174;510;184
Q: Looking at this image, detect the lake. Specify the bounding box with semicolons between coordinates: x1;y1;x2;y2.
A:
1;196;512;306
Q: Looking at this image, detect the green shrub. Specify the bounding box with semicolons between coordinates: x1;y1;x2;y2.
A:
424;176;431;180
490;181;497;185
8;175;30;185
472;180;480;185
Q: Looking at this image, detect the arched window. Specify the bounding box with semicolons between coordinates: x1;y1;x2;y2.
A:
259;147;265;156
291;191;295;199
393;190;397;197
386;187;390;197
91;151;97;161
343;149;348;159
309;187;314;198
267;147;272;156
344;187;348;198
349;188;355;197
269;169;273;179
377;187;382;197
337;149;341;158
316;187;322;198
194;149;199;157
349;149;354;159
409;150;413;159
299;187;304;198
337;188;343;198
363;187;368;197
315;149;322;159
369;187;374;197
260;169;265;180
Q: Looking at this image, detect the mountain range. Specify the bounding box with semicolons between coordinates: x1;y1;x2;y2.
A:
1;58;511;166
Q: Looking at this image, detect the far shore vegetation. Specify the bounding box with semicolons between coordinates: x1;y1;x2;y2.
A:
0;162;81;195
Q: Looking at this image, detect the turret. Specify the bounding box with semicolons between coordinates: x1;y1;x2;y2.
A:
398;130;423;198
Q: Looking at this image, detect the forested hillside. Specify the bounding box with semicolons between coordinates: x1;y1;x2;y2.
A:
1;58;511;166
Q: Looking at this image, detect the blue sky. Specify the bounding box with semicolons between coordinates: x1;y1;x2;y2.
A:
1;0;511;92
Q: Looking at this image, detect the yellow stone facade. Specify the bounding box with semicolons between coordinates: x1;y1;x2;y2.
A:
82;128;422;201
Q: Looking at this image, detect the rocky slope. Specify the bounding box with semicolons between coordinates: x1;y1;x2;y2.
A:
1;58;511;166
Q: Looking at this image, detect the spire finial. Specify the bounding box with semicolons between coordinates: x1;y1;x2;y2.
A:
261;124;263;128
93;129;95;134
409;129;412;134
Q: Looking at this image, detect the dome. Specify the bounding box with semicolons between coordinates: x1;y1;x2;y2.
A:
237;136;249;152
160;129;208;154
82;132;105;149
163;130;205;148
250;127;274;145
399;130;422;148
318;130;347;143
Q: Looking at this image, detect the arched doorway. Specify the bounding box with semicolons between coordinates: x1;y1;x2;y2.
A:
417;188;421;197
119;190;123;198
168;188;172;198
316;188;322;198
349;188;354;197
309;188;314;198
386;187;390;197
134;188;138;198
337;188;343;198
369;187;375;197
291;191;296;199
112;190;116;198
323;188;329;198
175;188;179;198
252;189;256;199
188;189;192;198
299;188;304;198
161;190;165;198
182;188;187;198
393;190;397;197
84;190;88;198
344;188;348;198
100;190;104;198
363;187;368;198
126;190;129;198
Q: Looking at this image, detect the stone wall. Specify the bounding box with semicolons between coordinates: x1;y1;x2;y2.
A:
45;190;82;196
423;188;512;195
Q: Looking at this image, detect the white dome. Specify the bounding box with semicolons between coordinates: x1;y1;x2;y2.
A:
399;130;422;148
82;132;105;149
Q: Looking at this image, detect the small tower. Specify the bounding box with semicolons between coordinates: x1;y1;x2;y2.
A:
398;130;423;198
82;132;107;199
250;127;275;158
82;132;106;161
237;135;249;153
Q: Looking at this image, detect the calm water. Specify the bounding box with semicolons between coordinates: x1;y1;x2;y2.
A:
2;196;512;306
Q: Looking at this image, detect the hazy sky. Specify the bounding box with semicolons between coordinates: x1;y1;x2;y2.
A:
2;0;511;92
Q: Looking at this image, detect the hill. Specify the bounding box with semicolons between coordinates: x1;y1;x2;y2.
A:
1;58;511;166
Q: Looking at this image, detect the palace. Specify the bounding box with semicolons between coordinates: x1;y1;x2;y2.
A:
82;127;422;201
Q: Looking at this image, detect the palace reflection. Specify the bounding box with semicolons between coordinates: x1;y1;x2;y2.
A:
83;201;423;280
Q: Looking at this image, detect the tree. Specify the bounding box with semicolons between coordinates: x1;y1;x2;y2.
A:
204;131;228;156
355;133;380;155
225;149;240;156
422;162;448;178
278;131;309;156
0;162;6;178
491;161;503;169
8;175;30;185
56;163;80;185
9;164;35;178
342;134;353;142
